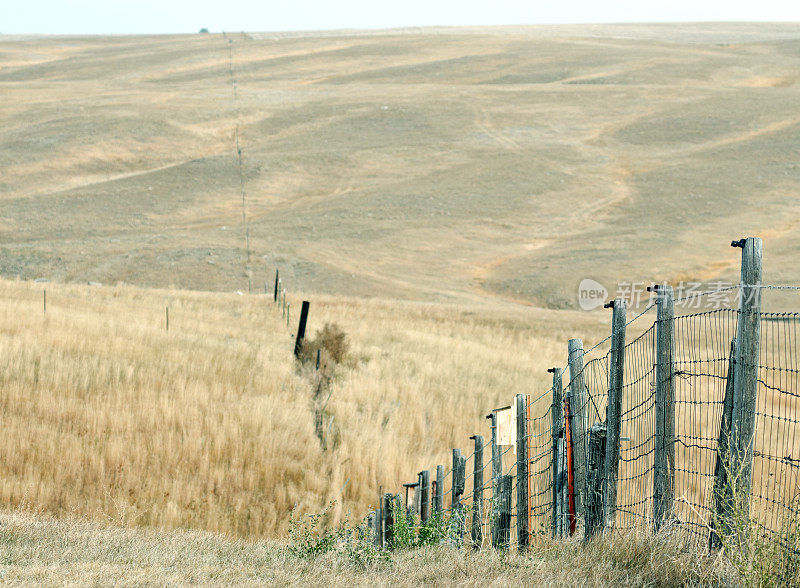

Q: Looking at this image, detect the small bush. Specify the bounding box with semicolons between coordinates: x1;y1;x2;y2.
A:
300;323;349;367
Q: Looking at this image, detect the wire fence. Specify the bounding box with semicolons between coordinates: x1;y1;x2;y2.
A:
370;271;800;562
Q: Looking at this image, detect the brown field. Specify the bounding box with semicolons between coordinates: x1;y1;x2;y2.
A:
1;22;800;580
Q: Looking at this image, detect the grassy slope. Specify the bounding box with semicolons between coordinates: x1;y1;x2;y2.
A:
2;24;800;307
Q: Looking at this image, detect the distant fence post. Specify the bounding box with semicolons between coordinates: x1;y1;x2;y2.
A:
567;338;588;521
419;470;431;523
730;237;762;513
293;301;310;357
516;394;529;549
584;422;607;540
653;284;676;532
286;302;290;327
435;465;444;514
165;306;169;331
274;270;279;302
451;448;467;545
710;338;737;550
549;367;564;538
470;435;484;549
497;474;512;549
603;299;627;529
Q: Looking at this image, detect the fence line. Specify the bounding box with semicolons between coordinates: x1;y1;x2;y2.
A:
367;237;800;566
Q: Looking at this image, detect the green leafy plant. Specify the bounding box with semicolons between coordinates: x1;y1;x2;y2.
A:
287;501;390;568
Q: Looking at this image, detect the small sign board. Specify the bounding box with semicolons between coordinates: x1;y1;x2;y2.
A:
495;405;516;448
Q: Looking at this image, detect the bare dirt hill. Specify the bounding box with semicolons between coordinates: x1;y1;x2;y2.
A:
2;23;800;307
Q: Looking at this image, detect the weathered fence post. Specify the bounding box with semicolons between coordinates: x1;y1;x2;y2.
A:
274;269;279;302
165;306;169;331
730;237;762;513
451;449;467;545
710;339;737;550
435;465;444;514
567;338;588;520
604;299;627;529
382;493;395;548
419;470;431;523
653;284;676;532
497;474;513;549
516;394;529;549
293;300;310;357
584;422;607;540
556;436;568;538
549;367;564;538
487;411;503;546
470;435;484;549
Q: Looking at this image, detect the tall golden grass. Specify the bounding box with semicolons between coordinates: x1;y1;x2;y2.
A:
0;278;612;538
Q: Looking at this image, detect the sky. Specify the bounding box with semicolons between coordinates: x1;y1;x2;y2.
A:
3;0;800;35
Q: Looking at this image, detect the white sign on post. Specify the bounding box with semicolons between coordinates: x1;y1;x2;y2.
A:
495;405;516;452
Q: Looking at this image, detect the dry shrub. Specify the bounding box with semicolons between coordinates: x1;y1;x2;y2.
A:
300;323;349;367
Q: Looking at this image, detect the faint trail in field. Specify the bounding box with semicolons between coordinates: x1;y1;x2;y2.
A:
473;106;523;152
679;118;800;156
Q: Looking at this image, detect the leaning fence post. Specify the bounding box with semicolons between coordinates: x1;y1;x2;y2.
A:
516;394;529;549
435;465;444;514
470;435;484;549
293;301;310;357
730;237;762;512
653;284;675;532
549;367;564;538
584;422;607;540
567;338;588;520
710;338;737;550
603;299;627;529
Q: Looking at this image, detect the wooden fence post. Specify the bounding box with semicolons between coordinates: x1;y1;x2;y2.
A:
516;394;529;549
497;475;513;549
710;339;737;550
584;422;607;540
730;237;762;512
435;465;444;514
653;284;675;532
452;449;466;545
274;269;279;302
603;299;627;529
567;338;588;520
556;436;568;538
549;367;564;538
420;470;431;523
382;493;395;548
486;411;503;546
293;301;310;357
470;435;484;549
286;302;290;327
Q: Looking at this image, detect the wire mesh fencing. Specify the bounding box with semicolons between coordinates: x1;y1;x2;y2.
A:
370;281;800;564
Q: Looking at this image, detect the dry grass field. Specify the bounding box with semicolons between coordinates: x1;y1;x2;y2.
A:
0;509;735;586
2;22;800;583
0;276;611;537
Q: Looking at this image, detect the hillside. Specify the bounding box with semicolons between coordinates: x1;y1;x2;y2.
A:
2;23;800;308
